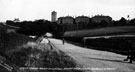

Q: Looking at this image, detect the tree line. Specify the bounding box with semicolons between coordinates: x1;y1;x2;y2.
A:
6;19;64;38
65;17;135;31
5;17;135;37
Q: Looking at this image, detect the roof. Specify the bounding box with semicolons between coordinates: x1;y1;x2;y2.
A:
58;16;74;19
92;15;112;19
75;16;89;19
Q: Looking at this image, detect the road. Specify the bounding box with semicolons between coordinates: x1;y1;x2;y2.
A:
49;38;135;72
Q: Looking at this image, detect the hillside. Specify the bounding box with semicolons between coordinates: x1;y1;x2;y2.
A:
64;26;135;37
0;32;83;72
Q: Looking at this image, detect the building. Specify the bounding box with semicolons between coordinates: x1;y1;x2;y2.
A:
92;15;112;23
57;16;74;24
75;16;90;24
13;18;20;22
51;11;57;22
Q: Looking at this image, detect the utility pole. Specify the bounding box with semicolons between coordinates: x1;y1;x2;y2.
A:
62;25;65;45
127;15;130;25
60;18;65;45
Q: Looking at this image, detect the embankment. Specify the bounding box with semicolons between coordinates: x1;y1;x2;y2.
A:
0;32;83;72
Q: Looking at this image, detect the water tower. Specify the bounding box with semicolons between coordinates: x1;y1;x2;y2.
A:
51;11;57;22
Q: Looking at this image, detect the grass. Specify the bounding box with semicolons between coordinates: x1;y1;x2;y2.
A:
8;42;83;72
0;32;34;57
63;26;135;60
64;26;135;37
64;37;135;60
0;32;84;72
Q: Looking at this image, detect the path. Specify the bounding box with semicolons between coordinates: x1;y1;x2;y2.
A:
49;38;135;72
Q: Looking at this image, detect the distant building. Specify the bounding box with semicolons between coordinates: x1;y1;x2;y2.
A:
92;15;112;23
14;18;20;22
75;16;90;24
57;16;74;24
51;11;57;22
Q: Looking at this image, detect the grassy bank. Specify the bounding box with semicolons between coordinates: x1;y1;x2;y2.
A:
0;32;83;72
64;26;135;37
64;36;135;60
11;43;83;72
65;36;134;52
0;32;35;57
63;26;135;54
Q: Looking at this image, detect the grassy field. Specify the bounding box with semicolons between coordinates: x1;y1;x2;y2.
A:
64;26;135;37
64;26;135;59
0;32;83;72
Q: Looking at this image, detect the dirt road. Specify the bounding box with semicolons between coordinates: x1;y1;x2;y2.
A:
49;38;135;72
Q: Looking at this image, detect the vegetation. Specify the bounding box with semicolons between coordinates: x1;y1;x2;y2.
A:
0;16;134;71
0;32;83;72
64;26;135;37
63;24;135;59
5;17;135;38
0;32;34;57
6;20;64;37
65;17;135;31
65;36;135;59
9;43;83;72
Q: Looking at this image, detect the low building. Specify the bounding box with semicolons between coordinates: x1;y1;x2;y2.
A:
57;16;74;24
75;16;90;24
92;15;112;23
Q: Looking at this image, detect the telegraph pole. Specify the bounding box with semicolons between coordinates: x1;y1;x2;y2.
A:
60;18;65;45
62;25;65;45
127;15;130;25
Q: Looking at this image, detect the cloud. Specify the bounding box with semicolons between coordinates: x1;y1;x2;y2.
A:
0;0;134;21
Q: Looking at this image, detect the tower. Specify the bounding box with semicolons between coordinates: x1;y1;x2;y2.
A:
51;11;57;22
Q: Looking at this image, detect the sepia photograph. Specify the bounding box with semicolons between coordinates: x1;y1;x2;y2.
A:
0;0;135;72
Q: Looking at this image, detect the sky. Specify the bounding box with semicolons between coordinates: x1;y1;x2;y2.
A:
0;0;134;21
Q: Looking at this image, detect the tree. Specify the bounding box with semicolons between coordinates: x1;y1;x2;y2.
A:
6;20;14;25
100;20;108;27
118;17;127;26
129;18;135;26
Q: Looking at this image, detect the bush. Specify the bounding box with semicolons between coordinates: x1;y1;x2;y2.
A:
0;32;83;72
6;42;83;72
0;32;34;56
